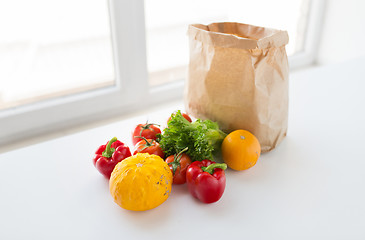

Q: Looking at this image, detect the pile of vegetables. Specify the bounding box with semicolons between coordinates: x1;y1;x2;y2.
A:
92;110;261;211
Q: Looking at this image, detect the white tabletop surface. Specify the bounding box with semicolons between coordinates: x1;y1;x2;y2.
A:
1;57;365;240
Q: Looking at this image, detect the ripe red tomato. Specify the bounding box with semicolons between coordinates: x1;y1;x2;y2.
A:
165;151;192;184
167;113;192;123
132;123;161;145
182;113;192;122
133;138;165;159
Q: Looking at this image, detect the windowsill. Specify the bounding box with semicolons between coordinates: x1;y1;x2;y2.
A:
0;99;184;154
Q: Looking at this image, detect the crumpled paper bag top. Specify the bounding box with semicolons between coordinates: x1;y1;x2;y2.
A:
188;22;289;49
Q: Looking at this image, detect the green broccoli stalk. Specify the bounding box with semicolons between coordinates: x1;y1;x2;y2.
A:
158;111;227;162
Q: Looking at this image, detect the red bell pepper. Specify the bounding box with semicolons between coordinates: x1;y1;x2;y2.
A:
186;160;227;204
93;137;131;179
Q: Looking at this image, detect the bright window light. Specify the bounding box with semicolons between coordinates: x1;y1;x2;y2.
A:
0;0;115;110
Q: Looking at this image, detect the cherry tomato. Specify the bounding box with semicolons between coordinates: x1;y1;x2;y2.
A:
132;123;161;145
167;113;192;123
165;148;192;184
133;138;165;159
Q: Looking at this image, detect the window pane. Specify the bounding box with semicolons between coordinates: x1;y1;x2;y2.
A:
144;0;309;86
0;0;115;110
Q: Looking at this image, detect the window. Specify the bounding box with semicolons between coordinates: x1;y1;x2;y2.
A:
0;0;115;111
0;0;325;146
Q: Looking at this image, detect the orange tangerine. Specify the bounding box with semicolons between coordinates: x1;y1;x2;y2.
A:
221;130;261;171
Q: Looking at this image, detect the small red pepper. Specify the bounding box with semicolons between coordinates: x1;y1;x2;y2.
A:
93;137;131;179
186;160;227;204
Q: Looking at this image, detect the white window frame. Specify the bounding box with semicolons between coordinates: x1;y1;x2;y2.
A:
0;0;324;146
289;0;326;69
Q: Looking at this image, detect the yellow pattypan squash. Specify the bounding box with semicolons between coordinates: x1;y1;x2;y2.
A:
109;153;172;211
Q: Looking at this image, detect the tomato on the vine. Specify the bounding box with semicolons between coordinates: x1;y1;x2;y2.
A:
132;123;161;145
133;138;165;159
165;148;192;184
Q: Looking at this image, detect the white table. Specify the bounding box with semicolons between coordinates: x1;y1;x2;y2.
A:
1;58;365;239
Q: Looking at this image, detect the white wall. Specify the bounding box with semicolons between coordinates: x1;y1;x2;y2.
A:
316;0;365;65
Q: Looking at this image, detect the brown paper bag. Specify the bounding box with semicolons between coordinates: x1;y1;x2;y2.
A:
184;22;289;152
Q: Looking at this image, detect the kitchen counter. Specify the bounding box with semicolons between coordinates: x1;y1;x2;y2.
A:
1;57;365;239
